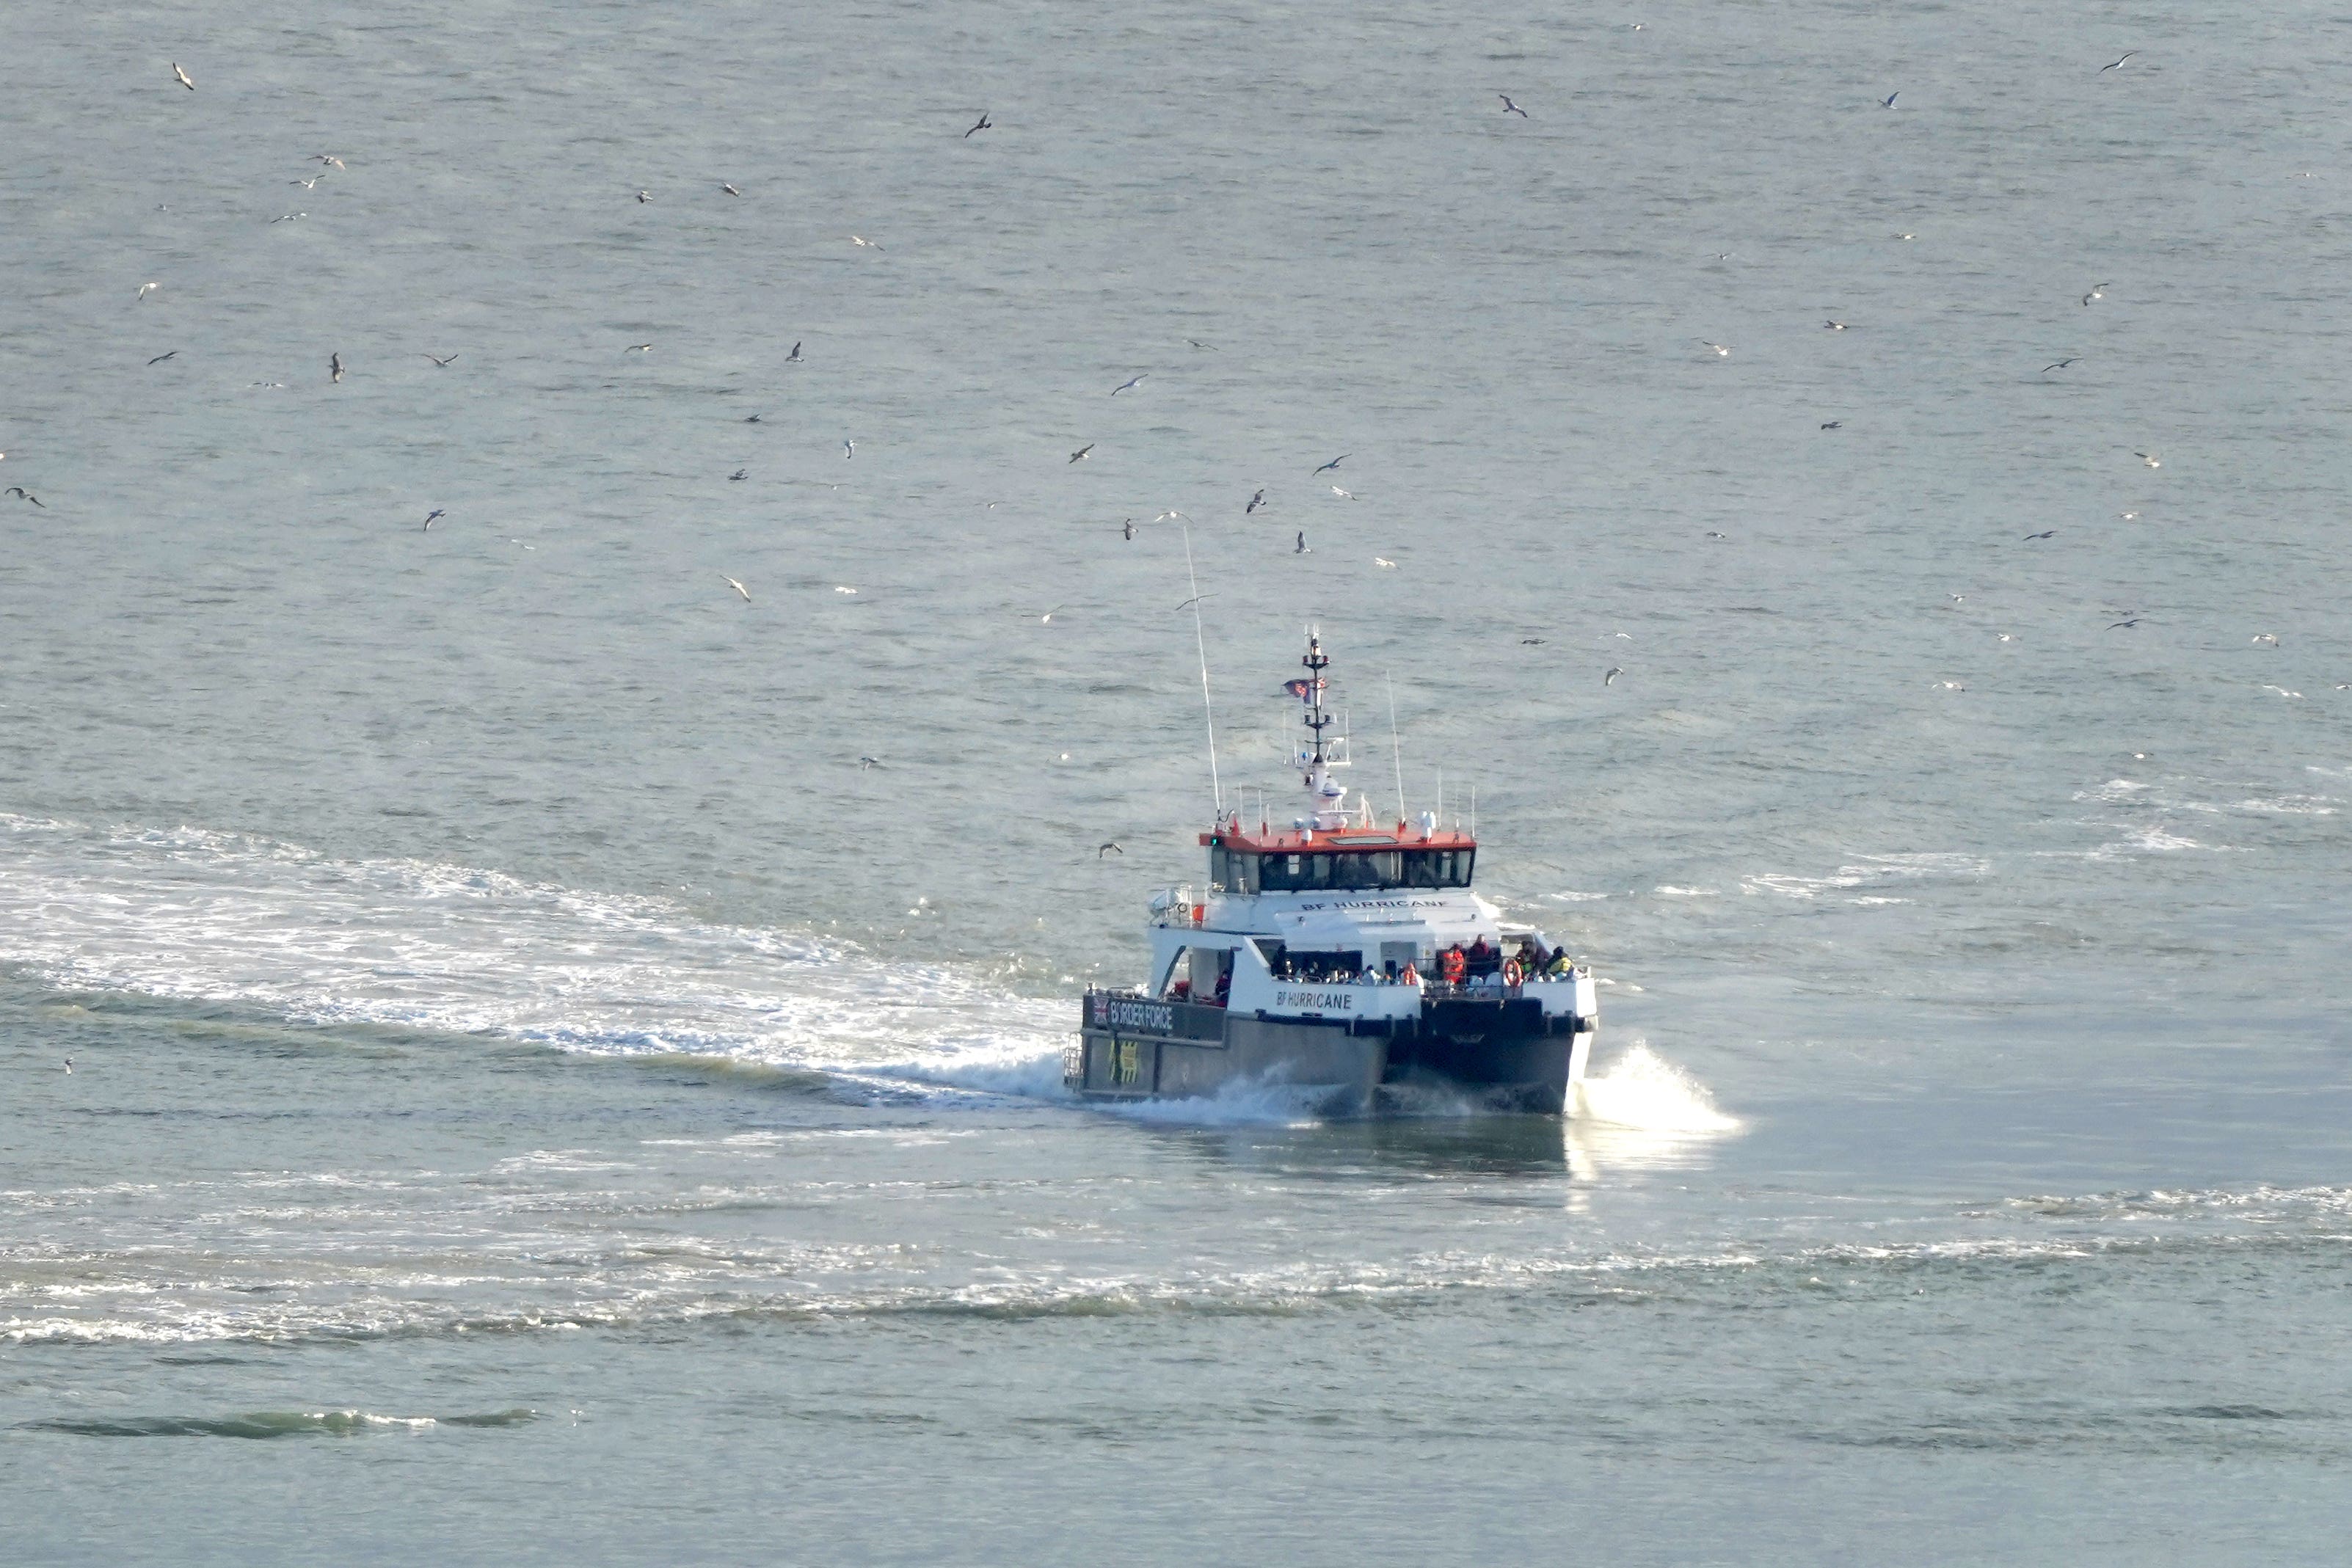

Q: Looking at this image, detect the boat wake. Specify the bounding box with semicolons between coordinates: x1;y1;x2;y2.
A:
0;814;1738;1129
0;814;1068;1106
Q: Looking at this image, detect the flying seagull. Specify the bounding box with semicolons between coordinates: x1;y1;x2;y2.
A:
313;155;345;169
2042;358;2079;373
1330;485;1358;500
136;281;161;300
1295;531;1308;553
1111;373;1146;395
627;343;652;352
2083;284;2108;305
62;1057;73;1073
1604;667;1622;685
964;112;992;137
745;414;763;423
721;183;740;197
1153;510;1189;523
330;351;344;382
6;488;44;507
423;509;445;530
1820;420;1843;430
636;190;650;203
721;575;751;602
1314;454;1349;473
2024;529;2056;540
425;353;458;367
2136;451;2161;467
850;235;882;249
1824;320;1849;330
1373;556;1397;568
729;468;748;481
1122;519;1135;540
1521;638;1545;645
1247;489;1266;514
1099;842;1124;857
1881;91;1898;107
858;755;882;768
786;340;801;362
1498;95;1529;117
2100;51;2137;72
1697;339;1729;356
172;62;194;90
2108;616;2144;629
843;440;855;459
1068;443;1093;463
148;350;177;365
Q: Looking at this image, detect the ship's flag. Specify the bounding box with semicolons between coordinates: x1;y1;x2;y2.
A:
1282;678;1325;701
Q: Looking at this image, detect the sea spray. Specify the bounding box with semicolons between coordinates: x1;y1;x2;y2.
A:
1575;1040;1741;1133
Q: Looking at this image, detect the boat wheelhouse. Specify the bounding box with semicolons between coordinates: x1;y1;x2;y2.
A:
1071;632;1597;1115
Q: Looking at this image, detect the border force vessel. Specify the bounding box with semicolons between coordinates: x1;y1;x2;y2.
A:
1070;633;1598;1116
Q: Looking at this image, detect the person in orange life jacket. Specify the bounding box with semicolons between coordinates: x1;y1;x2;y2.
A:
1439;945;1467;985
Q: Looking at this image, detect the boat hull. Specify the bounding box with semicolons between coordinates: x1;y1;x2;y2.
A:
1071;991;1587;1117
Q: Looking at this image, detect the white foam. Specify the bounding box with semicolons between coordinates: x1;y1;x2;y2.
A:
1574;1041;1741;1134
0;815;1070;1106
1741;852;1988;900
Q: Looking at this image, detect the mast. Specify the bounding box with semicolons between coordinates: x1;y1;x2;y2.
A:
1295;632;1348;829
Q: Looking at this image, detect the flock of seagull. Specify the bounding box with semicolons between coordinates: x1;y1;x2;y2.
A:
12;54;2326;715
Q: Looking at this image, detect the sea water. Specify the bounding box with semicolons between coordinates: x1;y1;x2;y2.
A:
4;0;2350;1561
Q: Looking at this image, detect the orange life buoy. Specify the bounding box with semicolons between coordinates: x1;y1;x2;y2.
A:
1503;958;1524;986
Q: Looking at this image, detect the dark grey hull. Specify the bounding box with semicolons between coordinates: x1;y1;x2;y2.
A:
1071;991;1586;1117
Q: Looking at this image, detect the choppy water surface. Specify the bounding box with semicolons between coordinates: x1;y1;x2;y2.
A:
4;1;2351;1561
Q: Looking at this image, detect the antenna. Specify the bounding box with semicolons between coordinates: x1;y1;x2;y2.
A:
1385;671;1406;821
1471;784;1477;839
1181;525;1222;812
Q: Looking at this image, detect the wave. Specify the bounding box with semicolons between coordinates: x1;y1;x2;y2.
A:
20;1408;539;1439
0;813;1068;1106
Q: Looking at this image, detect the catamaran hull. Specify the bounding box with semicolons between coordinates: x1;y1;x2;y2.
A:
1071;993;1591;1117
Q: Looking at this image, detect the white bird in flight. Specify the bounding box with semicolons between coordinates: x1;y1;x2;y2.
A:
2100;51;2138;72
1111;374;1146;395
1330;486;1357;499
1373;556;1397;568
843;439;855;459
850;235;882;249
136;281;160;300
172;62;195;90
2136;451;2161;467
1697;340;1729;356
1498;95;1529;118
721;575;751;602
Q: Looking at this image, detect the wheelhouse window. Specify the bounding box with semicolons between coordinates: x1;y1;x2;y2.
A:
1244;847;1474;892
1208;845;1259;894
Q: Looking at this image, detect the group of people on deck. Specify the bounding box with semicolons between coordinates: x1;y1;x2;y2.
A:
1419;934;1575;988
1369;935;1579;988
1175;935;1579;1002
